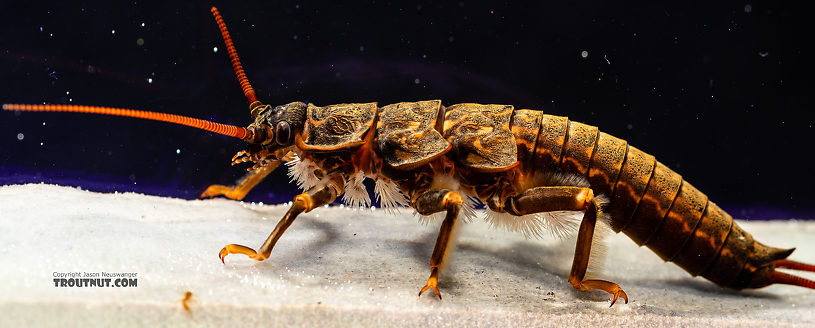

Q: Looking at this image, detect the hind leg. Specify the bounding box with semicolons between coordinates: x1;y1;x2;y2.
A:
506;186;628;306
568;200;628;306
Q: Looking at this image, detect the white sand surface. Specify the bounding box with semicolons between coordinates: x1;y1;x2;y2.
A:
1;183;813;327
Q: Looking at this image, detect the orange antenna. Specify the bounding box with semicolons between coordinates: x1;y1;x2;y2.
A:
211;6;259;106
3;104;251;140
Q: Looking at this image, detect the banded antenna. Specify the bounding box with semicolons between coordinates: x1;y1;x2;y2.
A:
211;6;263;117
1;8;271;141
2;104;251;140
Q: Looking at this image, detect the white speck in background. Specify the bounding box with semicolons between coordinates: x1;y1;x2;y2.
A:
213;46;218;53
581;50;589;58
16;133;24;141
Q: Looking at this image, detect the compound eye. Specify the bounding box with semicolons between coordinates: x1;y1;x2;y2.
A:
275;121;291;145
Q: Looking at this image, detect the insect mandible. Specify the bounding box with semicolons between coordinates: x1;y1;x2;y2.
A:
4;7;814;306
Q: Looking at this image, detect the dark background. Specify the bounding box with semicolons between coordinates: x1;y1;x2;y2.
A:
1;1;812;219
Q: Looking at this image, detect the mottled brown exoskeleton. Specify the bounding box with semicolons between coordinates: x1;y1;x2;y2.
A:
207;97;815;304
5;7;814;305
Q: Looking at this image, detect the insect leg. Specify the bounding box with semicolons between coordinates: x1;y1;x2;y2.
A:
218;172;344;262
506;186;628;306
200;160;280;200
568;200;628;307
413;189;463;300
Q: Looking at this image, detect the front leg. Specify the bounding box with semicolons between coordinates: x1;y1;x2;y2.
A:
219;172;344;262
200;160;279;200
413;189;463;300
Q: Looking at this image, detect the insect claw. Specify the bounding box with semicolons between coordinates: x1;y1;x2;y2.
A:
609;289;629;307
219;244;267;263
418;284;442;300
418;271;442;300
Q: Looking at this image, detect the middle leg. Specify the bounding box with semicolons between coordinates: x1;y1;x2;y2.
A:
413;189;463;299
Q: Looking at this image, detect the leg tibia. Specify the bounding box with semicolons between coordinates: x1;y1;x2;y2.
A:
569;199;628;306
413;189;463;299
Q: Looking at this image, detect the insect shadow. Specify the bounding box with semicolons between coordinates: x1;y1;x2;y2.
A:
660;277;783;301
241;215;341;268
403;228;588;297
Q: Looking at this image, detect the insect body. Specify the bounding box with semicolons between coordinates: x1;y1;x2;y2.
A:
3;7;814;306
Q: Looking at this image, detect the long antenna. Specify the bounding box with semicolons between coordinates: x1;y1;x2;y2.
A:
211;6;259;106
3;104;251;140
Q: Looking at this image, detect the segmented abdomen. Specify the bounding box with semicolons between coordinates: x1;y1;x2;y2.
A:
518;111;790;288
